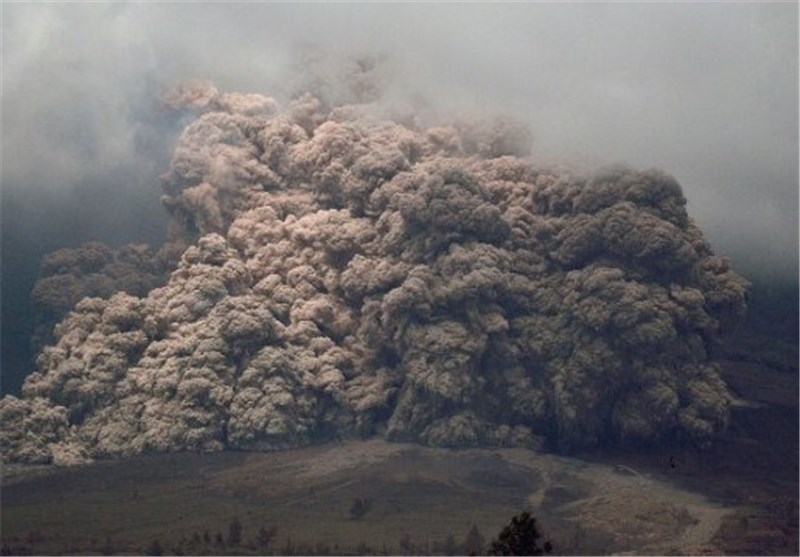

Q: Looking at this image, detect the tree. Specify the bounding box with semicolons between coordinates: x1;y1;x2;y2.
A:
145;539;164;556
256;525;277;549
349;497;373;520
398;533;412;555
443;533;458;556
465;524;485;556
227;517;243;545
100;536;115;556
488;512;552;556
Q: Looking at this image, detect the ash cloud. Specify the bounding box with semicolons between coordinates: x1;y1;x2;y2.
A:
0;3;794;461
1;81;749;464
2;3;797;279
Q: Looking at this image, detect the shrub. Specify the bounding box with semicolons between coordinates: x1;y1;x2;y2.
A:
489;512;552;556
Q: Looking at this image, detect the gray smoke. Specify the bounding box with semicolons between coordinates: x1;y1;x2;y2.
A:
0;81;749;465
3;4;795;401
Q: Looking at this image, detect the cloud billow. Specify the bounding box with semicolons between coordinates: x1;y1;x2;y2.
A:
0;82;749;464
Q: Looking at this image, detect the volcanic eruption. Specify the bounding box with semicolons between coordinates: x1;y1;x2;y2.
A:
0;79;749;465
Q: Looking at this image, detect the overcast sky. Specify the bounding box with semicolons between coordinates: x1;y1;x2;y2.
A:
2;1;798;288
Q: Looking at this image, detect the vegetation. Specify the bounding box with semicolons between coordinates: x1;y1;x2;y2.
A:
145;539;164;556
256;525;277;549
10;442;764;555
0;517;514;556
349;497;373;520
227;517;242;545
465;524;486;556
488;512;552;556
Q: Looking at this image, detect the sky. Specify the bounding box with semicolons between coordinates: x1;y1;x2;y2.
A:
1;2;798;383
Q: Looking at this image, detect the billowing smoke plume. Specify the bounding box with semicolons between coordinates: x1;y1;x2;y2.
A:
28;242;169;356
0;81;749;465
